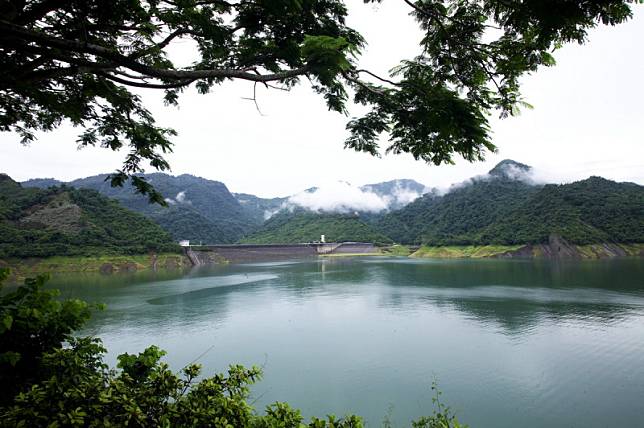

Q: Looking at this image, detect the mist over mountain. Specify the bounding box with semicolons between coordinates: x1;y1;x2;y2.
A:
360;179;429;210
23;174;427;244
377;160;644;246
20;160;643;247
253;179;429;217
233;193;289;224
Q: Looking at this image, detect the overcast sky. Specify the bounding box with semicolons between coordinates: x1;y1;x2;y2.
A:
1;3;643;198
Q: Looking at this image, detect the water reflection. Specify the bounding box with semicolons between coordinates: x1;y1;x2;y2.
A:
46;257;644;338
40;257;644;428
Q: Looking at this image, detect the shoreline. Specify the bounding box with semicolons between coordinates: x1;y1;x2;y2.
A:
411;243;644;259
0;253;191;281
2;242;642;278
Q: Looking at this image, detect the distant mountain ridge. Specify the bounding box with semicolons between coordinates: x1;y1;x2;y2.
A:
20;161;643;248
359;179;429;211
25;173;257;244
377;160;644;246
24;175;429;244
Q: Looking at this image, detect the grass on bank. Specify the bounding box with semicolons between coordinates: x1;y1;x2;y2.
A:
411;245;523;259
381;245;412;256
0;253;189;279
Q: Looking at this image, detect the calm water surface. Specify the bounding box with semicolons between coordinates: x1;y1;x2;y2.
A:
47;257;644;428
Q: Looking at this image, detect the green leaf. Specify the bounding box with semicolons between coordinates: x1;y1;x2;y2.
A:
1;314;13;332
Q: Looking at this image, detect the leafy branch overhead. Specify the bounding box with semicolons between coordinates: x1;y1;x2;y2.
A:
0;0;640;199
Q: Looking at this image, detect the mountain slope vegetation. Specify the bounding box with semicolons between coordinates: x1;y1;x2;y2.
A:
20;163;643;248
240;210;392;244
377;161;644;246
480;177;644;245
233;193;288;225
25;173;258;244
0;175;178;258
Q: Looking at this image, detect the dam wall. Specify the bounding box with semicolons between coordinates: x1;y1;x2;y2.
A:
331;243;379;254
185;242;379;265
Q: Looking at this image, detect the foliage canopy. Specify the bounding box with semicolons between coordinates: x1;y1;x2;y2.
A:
1;0;639;200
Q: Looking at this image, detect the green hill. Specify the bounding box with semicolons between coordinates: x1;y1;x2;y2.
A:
378;161;538;244
0;174;178;258
377;161;644;246
479;176;644;245
25;173;258;244
240;210;392;244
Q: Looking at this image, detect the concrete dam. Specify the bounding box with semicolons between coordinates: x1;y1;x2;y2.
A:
184;242;378;265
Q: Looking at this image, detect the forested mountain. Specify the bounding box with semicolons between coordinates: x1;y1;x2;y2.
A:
236;179;428;243
21;178;62;188
20;164;643;247
377;160;644;245
479;177;644;245
24;173;257;244
23;174;428;244
233;193;288;224
0;174;177;258
360;179;429;210
240;209;392;245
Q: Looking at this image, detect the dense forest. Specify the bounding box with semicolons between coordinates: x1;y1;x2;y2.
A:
0;175;178;258
377;161;644;245
479;177;644;245
241;210;392;245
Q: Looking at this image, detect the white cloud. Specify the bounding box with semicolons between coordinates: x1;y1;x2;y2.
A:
387;182;426;206
175;191;188;203
263;208;281;220
288;181;389;213
164;190;191;205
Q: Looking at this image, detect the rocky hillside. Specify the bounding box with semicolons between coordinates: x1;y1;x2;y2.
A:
24;173;257;244
0;174;178;258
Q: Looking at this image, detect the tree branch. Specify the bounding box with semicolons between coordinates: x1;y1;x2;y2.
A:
0;20;311;83
354;69;401;87
97;72;197;89
342;72;388;96
128;29;192;60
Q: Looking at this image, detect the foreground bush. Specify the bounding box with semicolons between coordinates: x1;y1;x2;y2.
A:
0;269;466;427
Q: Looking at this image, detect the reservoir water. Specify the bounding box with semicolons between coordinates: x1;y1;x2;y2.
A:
47;257;644;427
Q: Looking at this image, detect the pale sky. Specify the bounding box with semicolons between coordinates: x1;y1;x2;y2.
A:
1;3;643;198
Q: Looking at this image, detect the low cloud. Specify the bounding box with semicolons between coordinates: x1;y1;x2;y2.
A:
381;182;426;207
164;190;191;205
264;208;282;220
436;162;549;196
496;163;540;184
175;191;188;203
288;181;390;213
